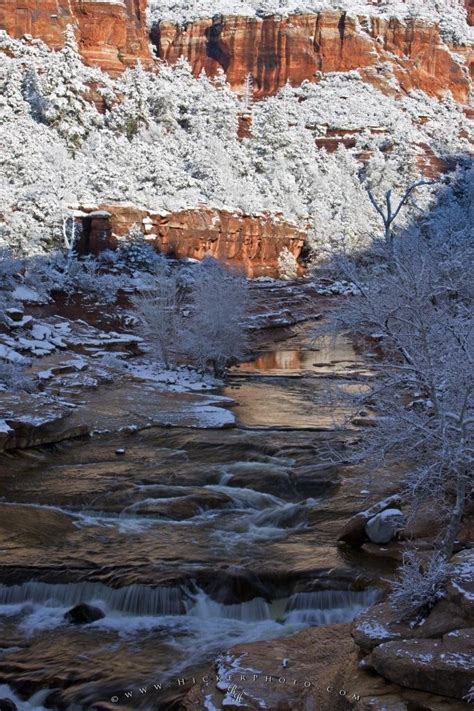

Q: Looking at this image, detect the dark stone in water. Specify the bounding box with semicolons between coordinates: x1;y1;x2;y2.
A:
0;700;18;711
64;602;105;625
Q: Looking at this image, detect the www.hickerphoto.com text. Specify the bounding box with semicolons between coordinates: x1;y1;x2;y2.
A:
109;674;361;704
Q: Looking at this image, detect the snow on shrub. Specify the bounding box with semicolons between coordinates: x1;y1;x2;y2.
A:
389;550;451;619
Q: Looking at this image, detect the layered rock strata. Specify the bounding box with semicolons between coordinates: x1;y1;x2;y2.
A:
1;5;471;100
0;0;152;73
155;12;473;101
75;204;307;277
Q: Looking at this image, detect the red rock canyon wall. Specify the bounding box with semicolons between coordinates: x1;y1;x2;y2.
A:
77;205;307;278
155;12;472;102
0;0;152;73
1;4;472;100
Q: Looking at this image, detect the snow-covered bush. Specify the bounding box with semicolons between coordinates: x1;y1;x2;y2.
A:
389;550;450;619
0;361;36;393
132;266;186;367
61;256;125;303
116;225;166;272
182;258;250;375
278;247;298;280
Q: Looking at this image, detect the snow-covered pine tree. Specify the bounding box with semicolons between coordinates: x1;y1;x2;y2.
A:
34;25;102;149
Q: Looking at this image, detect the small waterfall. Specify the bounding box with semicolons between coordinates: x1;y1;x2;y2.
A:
0;582;184;616
249;501;309;528
205;484;284;510
186;590;271;622
0;684;50;711
284;589;379;625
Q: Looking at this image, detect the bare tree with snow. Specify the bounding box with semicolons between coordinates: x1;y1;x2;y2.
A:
324;164;473;561
132;264;186;368
182;258;250;376
365;179;434;251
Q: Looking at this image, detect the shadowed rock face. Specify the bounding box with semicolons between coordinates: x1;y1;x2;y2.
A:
0;0;152;74
155;11;473;102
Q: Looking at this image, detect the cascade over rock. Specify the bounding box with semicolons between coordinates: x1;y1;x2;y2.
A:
0;0;152;74
155;11;473;102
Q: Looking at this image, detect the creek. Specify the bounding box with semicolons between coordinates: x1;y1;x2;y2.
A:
0;302;391;710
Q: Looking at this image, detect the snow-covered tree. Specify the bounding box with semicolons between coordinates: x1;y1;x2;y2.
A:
106;62;152;139
182;258;250;375
132;263;185;367
278;247;298;280
31;25;102;148
324;164;473;560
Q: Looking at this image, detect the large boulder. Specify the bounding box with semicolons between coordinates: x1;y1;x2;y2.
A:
0;700;18;711
352;601;404;653
368;629;474;700
64;602;105;625
365;509;406;544
338;495;402;546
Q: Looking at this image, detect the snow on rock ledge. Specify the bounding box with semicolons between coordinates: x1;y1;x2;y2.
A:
75;204;307;278
0;393;89;451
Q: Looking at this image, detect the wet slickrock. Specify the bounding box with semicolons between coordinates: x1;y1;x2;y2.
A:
179;623;468;710
0;394;88;451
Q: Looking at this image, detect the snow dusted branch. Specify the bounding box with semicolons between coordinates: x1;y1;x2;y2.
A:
324;164;473;561
367;180;434;249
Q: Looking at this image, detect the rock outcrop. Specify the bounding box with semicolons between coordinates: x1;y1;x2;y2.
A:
2;5;471;99
369;631;474;701
352;548;474;702
0;0;152;74
76;204;307;278
466;0;474;25
155;12;472;102
0;394;89;451
64;602;105;625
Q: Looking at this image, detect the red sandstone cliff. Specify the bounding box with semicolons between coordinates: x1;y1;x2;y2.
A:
76;204;306;278
1;4;471;99
465;0;474;25
0;0;152;73
155;12;473;102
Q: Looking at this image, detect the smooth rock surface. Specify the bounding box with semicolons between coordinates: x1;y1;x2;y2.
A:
368;630;474;700
365;508;405;544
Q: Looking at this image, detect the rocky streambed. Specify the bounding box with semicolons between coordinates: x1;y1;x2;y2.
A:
0;281;470;710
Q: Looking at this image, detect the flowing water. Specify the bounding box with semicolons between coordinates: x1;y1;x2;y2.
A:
0;315;389;710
